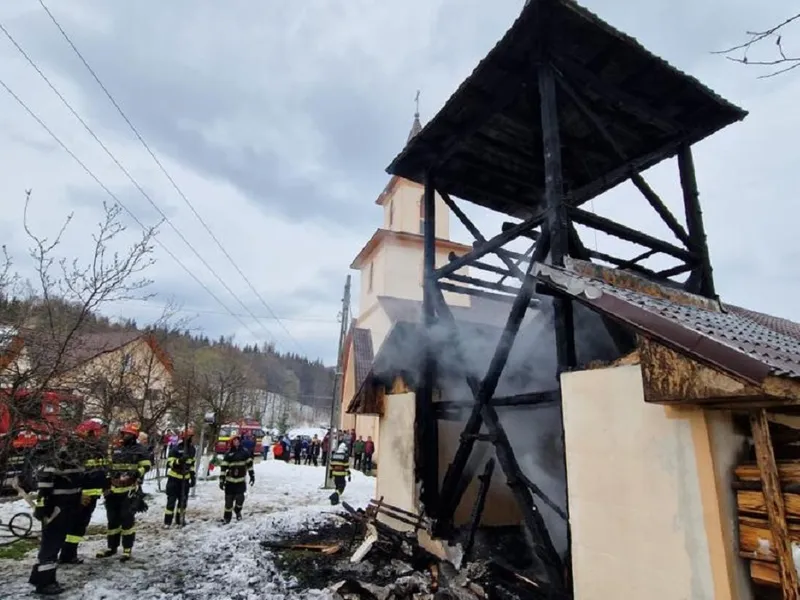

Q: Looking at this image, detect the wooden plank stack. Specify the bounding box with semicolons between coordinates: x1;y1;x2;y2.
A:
735;459;800;588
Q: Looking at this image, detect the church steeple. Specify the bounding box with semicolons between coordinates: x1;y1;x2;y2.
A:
407;90;422;142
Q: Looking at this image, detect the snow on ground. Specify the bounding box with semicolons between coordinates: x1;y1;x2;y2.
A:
0;458;376;599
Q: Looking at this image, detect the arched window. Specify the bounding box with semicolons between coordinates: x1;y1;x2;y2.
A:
419;196;425;234
389;200;394;228
368;262;374;293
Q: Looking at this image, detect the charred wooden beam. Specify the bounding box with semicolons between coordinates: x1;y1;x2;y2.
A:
449;254;509;278
498;241;536;287
657;262;695;278
586;247;661;279
441;191;525;281
554;70;691;249
568;206;695;262
616;248;658;270
678;145;716;298
418;171;439;514
436;230;550;530
437;390;560;410
437;281;539;309
464;459;495;562
502;221;541;241
538;62;568;265
436;209;546;279
443;272;522;296
750;409;800;598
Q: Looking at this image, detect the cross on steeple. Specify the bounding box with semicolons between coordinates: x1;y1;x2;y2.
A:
408;90;422;142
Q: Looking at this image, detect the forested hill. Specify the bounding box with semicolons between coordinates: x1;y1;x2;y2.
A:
0;296;335;416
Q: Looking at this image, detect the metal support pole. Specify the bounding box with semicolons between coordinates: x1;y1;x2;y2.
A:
323;275;351;489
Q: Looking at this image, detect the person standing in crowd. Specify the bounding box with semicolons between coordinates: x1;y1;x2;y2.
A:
59;420;108;565
280;435;291;462
241;433;255;457
219;435;255;523
309;435;321;467
164;429;196;528
321;432;330;466
160;431;171;460
97;423;151;562
28;436;83;595
363;436;375;475
328;442;351;506
352;436;365;471
292;437;303;465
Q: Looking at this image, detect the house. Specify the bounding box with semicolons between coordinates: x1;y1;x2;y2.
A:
0;328;173;431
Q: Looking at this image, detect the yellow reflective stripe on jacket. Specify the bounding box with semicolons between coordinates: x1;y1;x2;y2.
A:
220;460;249;467
84;458;110;468
110;485;136;494
167;470;194;480
82;488;103;497
223;476;246;483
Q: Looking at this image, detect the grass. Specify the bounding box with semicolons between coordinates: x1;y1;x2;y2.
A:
0;537;38;560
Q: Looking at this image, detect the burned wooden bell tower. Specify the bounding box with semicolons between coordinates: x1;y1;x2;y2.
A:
385;0;746;596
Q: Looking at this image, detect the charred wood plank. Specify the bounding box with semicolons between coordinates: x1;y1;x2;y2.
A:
584;247;662;279
437;281;539;309
630;176;692;248
464;458;495;562
498;241;536;287
441;192;525;281
437;390;560;410
568;206;695;262
551;54;680;134
450;254;509;278
502;221;542;241
678;145;716;298
436;209;547;279
442;272;522;296
750;409;800;598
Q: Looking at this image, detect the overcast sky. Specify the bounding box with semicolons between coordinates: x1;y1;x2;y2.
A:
0;0;798;365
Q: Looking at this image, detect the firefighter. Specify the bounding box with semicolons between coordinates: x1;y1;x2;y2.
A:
96;423;151;562
164;428;196;527
328;441;351;506
59;420;108;564
28;436;83;595
219;435;254;523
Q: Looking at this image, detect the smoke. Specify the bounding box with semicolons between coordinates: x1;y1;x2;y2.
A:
425;296;623;557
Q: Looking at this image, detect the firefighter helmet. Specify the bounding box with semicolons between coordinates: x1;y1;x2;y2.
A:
180;428;194;440
76;419;104;437
119;422;140;437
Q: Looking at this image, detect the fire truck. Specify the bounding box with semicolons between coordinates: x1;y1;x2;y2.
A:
0;389;83;492
214;419;265;455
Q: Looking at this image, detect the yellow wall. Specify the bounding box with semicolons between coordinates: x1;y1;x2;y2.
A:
383;180;450;240
358;244;388;323
376;392;416;530
561;364;751;600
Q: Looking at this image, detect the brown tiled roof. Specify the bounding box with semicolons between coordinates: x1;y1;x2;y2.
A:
351;328;374;393
534;262;800;381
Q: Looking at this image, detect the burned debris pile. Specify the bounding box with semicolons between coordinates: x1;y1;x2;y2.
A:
261;499;552;600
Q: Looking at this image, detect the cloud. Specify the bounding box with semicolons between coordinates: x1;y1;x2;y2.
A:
0;0;798;365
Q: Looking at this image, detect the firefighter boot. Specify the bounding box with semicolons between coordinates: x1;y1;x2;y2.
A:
34;582;65;596
120;548;132;563
329;491;340;506
96;549;117;559
29;563;65;596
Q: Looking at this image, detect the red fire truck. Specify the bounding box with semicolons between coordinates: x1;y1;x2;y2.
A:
214;419;265;455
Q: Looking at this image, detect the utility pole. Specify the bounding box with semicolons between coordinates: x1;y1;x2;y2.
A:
323;275;351;489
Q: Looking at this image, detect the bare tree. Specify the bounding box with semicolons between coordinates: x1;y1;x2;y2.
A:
0;193;158;486
195;347;248;450
716;13;800;78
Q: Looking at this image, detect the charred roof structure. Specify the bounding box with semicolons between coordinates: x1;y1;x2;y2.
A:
384;0;754;596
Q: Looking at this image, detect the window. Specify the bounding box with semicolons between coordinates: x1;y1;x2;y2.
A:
368;262;374;292
388;200;394;228
418;196;425;234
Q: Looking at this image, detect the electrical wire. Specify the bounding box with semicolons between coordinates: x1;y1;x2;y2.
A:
37;0;309;355
0;75;263;343
108;298;339;323
0;21;282;348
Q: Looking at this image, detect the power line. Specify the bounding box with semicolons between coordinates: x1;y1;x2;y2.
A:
0;75;265;344
107;298;339;323
37;0;308;356
0;21;282;350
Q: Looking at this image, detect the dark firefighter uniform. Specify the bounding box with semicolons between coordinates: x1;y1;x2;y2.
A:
28;441;84;595
97;423;151;562
328;442;351;506
164;432;196;527
59;421;109;564
219;437;254;523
